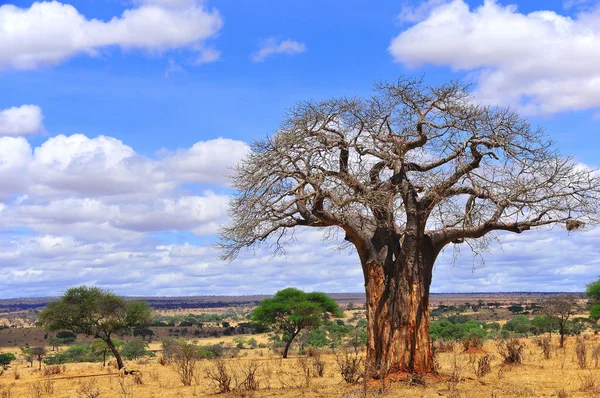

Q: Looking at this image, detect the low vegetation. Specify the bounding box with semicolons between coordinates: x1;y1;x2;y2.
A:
0;288;596;396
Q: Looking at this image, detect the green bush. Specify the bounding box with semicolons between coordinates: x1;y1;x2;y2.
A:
0;353;16;369
122;339;152;360
430;318;488;341
503;315;533;335
44;345;99;364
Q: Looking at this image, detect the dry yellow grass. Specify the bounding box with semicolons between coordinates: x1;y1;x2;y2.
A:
0;334;599;397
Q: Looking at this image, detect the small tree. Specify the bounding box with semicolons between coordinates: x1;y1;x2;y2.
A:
531;315;558;336
133;327;155;341
36;286;152;370
542;295;578;348
251;288;343;358
90;338;124;367
586;278;600;321
29;346;46;370
122;339;149;360
507;305;524;315
169;340;200;386
0;353;16;370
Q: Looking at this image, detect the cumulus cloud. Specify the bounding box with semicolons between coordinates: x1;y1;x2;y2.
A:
159;138;250;185
0;0;222;70
0;134;248;243
389;0;600;114
251;38;306;62
0;105;43;136
0;133;596;296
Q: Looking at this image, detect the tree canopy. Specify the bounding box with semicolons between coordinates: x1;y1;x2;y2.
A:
541;295;579;347
36;286;152;369
251;287;343;358
586;278;600;321
220;78;600;261
220;77;600;374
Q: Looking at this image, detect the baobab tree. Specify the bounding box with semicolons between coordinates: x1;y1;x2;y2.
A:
219;77;600;374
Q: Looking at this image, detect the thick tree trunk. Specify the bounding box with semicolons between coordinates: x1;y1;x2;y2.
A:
363;234;435;375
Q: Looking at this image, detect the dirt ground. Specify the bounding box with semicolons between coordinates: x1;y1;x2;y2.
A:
0;334;599;397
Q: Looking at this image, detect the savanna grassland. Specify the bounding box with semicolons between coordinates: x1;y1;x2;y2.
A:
0;294;598;398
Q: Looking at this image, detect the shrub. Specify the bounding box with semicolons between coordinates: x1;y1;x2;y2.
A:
592;345;600;368
0;353;16;369
44;345;98;365
170;340;202;386
239;360;260;391
496;338;525;364
576;337;587;369
476;354;492;378
534;335;552;359
503;315;533;335
462;334;483;352
336;351;363;384
205;359;234;393
42;365;65;376
121;339;151;360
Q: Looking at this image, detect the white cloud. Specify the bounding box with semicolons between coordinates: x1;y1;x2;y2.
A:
251;38;306;62
0;0;222;70
0;134;248;243
196;48;221;64
159;137;250;185
397;0;449;23
0;132;596;296
0;105;43;136
0;137;32;199
389;0;600;114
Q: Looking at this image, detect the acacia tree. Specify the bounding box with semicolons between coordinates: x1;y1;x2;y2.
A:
36;286;152;370
220;78;600;374
251;288;343;358
541;295;579;348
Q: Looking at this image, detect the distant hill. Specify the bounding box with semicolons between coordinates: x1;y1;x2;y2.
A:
0;291;584;313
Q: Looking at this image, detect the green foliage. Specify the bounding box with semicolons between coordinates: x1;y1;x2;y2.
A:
162;338;226;360
121;339;151;360
590;304;600;321
251;288;342;357
587;278;600;321
48;331;76;349
430;318;487;341
507;305;524;314
531;315;559;335
0;353;16;368
37;286;152;339
251;288;343;334
44;344;104;365
161;313;224;327
90;338;124;355
197;344;226;359
586;278;600;301
36;286;152;370
503;315;532;335
233;336;247;349
56;331;77;340
133;327;155;340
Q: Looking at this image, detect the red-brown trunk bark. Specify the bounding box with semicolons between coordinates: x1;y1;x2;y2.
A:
363;236;435;375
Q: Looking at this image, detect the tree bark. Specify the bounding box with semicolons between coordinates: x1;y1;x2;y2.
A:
282;331;298;359
105;337;124;370
362;233;435;375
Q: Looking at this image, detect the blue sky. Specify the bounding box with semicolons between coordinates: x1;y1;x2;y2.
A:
0;0;599;297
